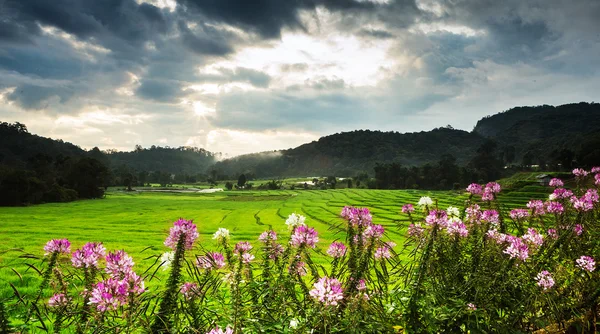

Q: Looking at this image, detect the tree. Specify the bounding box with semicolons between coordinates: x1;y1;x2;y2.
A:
225;182;233;190
237;174;247;188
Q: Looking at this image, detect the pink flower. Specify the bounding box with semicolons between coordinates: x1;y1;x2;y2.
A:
258;230;277;243
206;326;234;334
527;200;545;216
595;174;600;186
503;237;529;261
584;189;599;203
180;282;201;300
571;196;594;212
573;168;588;177
574;224;584;236
72;242;106;269
547;229;558;239
592;167;600;174
234;241;253;254
510;209;530;220
481;190;494;201
164;218;198;250
363;224;384;239
522;228;544;247
374;246;392;260
486;230;508;244
357;279;367;291
467;303;477;311
545;201;564;214
401;204;415;214
241;253;255;264
407;223;425;238
552;188;573;199
576;256;595;272
425;210;449;228
269;243;285;260
446;220;468;237
465;204;482;224
105;250;134;278
48;293;69;307
290;225;319;248
289;261;307;276
89;278;127;312
44;239;71;256
485;182;501;194
341;206;372;226
481;210;500;226
196;252;226;270
309;277;344;306
549;178;564;187
535;271;555;291
466;183;483;195
327;242;347;258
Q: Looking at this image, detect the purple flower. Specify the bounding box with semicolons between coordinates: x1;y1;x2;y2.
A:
407;223;425;238
510;209;530;220
48;293;69;307
196;252;226;270
574;224;584;236
363;224;384;239
573;168;589;177
486;229;507;244
289;261;307;276
180;282;201;300
241;253;255;264
269;243;285;260
571;196;594;212
44;239;71;256
290;225;319;248
595;174;600;186
72;242;106;269
485;182;501;194
374;246;392;260
164;218;198;250
258;230;277;243
526;200;545;216
466;183;483;195
549;178;564;187
584;189;599;203
522;228;544;247
547;229;558;240
503;237;529;261
446;220;468;237
401;204;415;214
481;210;500;226
467;303;477;311
592;166;600;174
327;242;347;258
234;241;253;255
551;188;573;199
341;206;372;226
576;256;595;272
535;271;555;291
481;190;494;201
545;201;564;214
465;204;481;224
105;250;134;278
89;278;127;312
206;326;234;334
309;277;344;306
425;210;449;228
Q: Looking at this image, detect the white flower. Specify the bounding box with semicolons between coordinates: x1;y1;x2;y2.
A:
289;319;299;329
213;228;230;242
548;193;557;201
285;213;306;230
418;196;433;208
160;251;174;271
446;206;460;217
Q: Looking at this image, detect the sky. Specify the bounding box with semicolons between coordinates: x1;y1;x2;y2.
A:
1;0;599;157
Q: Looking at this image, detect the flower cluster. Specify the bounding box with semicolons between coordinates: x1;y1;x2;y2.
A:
425;210;449;228
546;201;564;214
573;168;588;177
417;196;433;210
509;209;530;220
374;245;392;260
105;250;135;277
258;230;277;243
526;200;545;216
549;178;564;187
44;239;71;256
503;237;529;261
446;220;468;238
290;225;319;248
535;271;555;291
196;252;226;270
481;210;500;226
327;242;347;258
72;242;106;268
206;326;234;334
401;204;415;213
466;183;483;195
180;282;201;300
89;275;145;312
341;206;373;226
285;213;306;230
482;182;501;201
407;223;425;238
576;256;596;272
234;241;253;255
48;293;69;307
522;228;544;248
550;188;573;200
212;228;230;242
309;277;344;306
164;218;199;250
363;224;385;239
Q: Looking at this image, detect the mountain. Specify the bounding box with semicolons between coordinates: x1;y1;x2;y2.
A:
212;128;487;178
105;146;217;175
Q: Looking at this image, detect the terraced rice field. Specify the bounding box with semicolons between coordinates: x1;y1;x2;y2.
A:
0;187;549;298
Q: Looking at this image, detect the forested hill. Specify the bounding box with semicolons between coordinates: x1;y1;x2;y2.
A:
212;128;487;178
105;146;217;175
473;102;600;167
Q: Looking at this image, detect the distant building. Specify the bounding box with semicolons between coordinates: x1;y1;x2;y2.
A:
536;174;551;186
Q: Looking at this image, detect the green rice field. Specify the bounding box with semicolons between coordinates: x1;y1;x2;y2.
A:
0;187;549;298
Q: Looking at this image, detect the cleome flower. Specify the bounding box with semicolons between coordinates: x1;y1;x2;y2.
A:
164;218;198;250
535;271;555;291
309;277;344;306
341;206;372;226
417;196;433;209
466;183;483;195
159;251;174;271
180;282;201;300
522;228;544;248
290;225;319;248
407;223;425;238
72;242;106;268
446;206;460;218
374;246;392;260
206;326;234;334
258;230;277;243
526;200;545;216
212;228;230;242
233;241;253;255
446;220;468;237
573;168;588;177
285;213;306;230
44;239;71;256
401;204;414;214
549;178;564;187
510;209;530;220
576;256;596;272
48;293;70;308
89;274;145;312
105;250;135;278
196;252;226;270
327;242;347;258
503;237;529;261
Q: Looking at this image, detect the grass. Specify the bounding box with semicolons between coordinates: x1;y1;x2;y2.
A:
0;187;550;300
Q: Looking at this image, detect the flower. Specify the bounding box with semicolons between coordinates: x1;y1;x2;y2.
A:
467;303;477;311
464;204;481;224
535;271;555;291
571;196;594;212
309;277;344;306
89;275;145;312
407;223;425;238
417;196;433;209
44;239;71;256
164;218;198;250
327;242;347;258
574;224;584;236
180;282;201;300
503;237;529;261
446;206;460;218
425;210;449;228
522;228;544;247
285;213;306;230
269;244;285;260
547;229;558;240
584;189;599;203
401;204;414;214
234;241;253;254
486;229;508;244
552;188;573;199
510;209;530;220
446;220;468;237
196;252;226;270
592;166;600;174
105;250;134;278
72;242;106;268
576;256;596;272
595;173;600;186
159;251;174;271
290;225;319;248
527;200;545;216
481;210;500;226
485;182;501;194
48;293;69;307
289;319;299;329
258;230;277;243
549;178;564;187
212;228;230;242
363;224;385;239
545;201;564;214
466;183;483;195
206;326;234;334
341;206;372;226
573;168;588;177
241;253;255;264
374;246;392;260
289;261;307;276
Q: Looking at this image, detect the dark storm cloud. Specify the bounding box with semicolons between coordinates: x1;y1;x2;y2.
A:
7;84;76;110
